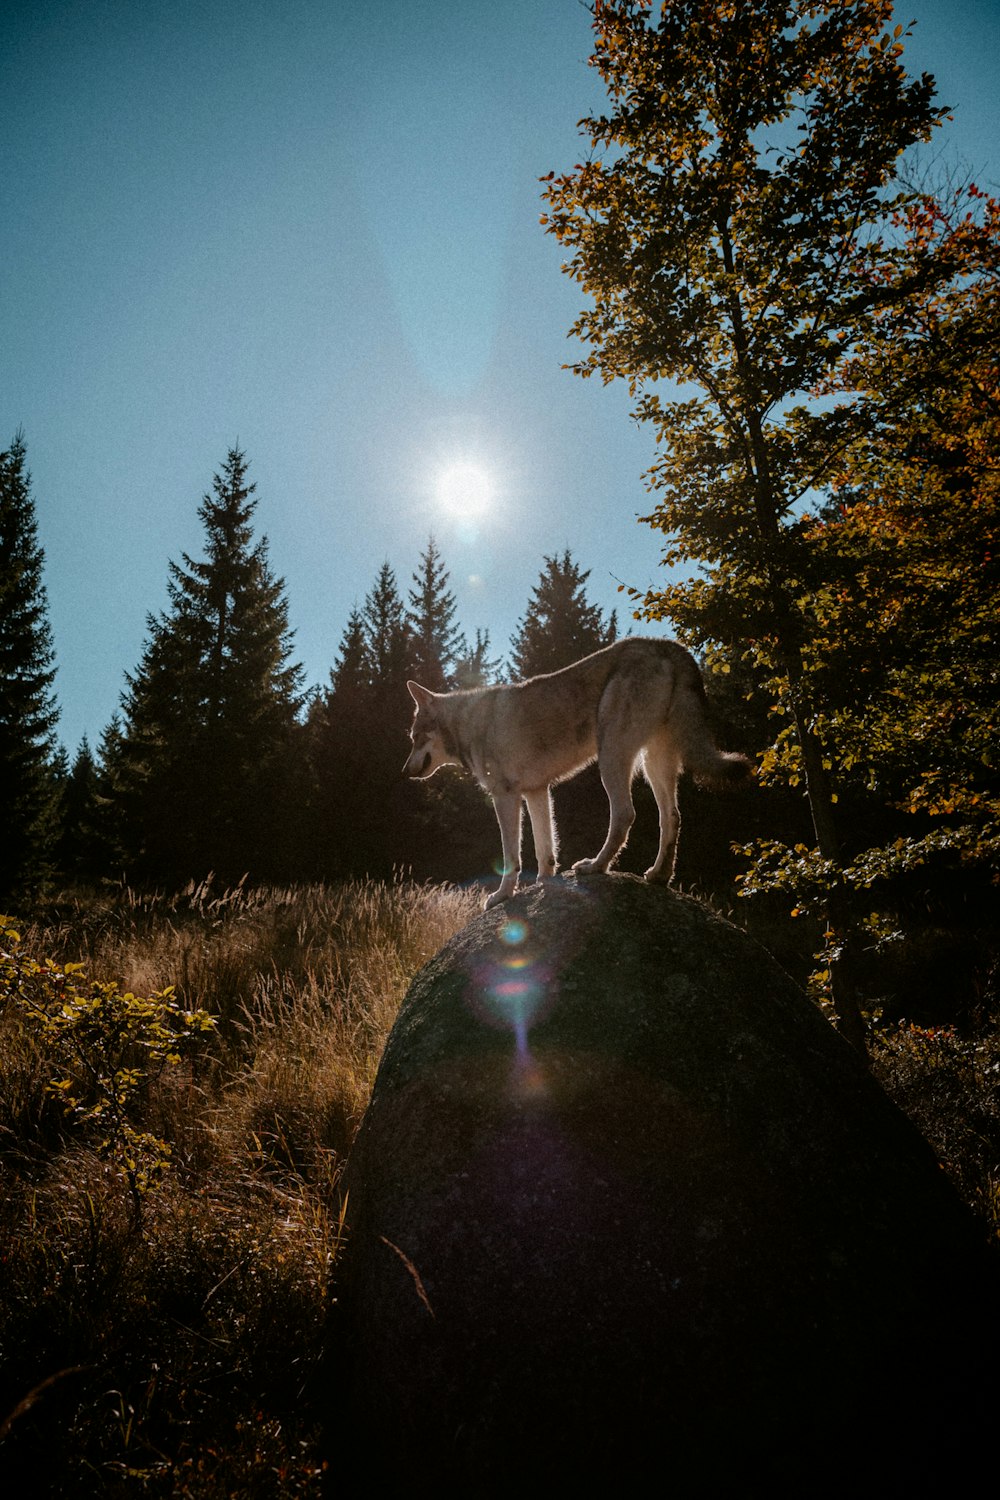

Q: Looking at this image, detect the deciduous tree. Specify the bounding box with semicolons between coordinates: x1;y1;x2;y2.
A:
541;0;950;1046
739;183;1000;1009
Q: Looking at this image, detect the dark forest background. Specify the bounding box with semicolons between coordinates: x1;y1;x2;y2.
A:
2;437;645;894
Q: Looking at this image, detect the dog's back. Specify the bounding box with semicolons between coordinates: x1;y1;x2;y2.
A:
505;638;747;784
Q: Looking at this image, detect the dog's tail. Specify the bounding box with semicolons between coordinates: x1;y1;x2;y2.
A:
691;746;755;791
670;650;754;791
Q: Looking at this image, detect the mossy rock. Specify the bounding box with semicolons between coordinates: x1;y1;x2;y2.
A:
330;875;995;1491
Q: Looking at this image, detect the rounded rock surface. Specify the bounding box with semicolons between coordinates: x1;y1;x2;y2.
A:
329;875;995;1491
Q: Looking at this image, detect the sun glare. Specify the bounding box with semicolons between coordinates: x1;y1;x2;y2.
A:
435;460;494;519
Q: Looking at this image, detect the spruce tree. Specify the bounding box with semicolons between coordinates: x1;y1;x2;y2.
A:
91;714;128;876
310;572;415;879
331;607;371;699
307;609;375;878
406;537;465;690
362;562;411;696
55;737;107;882
0;432;60;898
507;553;618;874
509;551;617;679
452;628;500;690
118;446;302;882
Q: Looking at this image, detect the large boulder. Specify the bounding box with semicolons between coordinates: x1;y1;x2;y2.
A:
330;876;994;1491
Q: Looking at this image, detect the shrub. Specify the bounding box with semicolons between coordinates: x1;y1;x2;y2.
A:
1;914;215;1221
872;1020;1000;1240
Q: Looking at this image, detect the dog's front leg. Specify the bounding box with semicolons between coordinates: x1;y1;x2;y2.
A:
524;788;558;881
485;792;522;909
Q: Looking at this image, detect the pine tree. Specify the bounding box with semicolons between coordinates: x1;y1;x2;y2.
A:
90;715;128;877
331;607;371;699
55;736;108;882
0;432;60;898
362;562;411;696
309;573;415;880
406;537;466;690
118;446;303;881
509;551;617;679
452;628;501;690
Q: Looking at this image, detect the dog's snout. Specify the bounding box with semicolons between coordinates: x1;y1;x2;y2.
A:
403;747;432;778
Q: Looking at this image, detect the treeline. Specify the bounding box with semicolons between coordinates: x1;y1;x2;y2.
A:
2;399;995;1029
1;437;625;896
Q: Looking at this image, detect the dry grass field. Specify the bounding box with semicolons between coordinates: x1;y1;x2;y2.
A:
0;877;479;1496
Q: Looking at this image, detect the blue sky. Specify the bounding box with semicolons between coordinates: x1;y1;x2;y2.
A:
3;0;998;755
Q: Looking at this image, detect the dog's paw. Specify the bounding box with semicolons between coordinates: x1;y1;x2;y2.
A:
643;865;672;885
571;858;603;876
484;884;516;910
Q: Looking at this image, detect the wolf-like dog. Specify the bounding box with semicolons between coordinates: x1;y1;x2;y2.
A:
403;637;752;908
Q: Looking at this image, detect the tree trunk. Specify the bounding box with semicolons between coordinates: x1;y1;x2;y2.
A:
790;698;867;1057
724;220;868;1055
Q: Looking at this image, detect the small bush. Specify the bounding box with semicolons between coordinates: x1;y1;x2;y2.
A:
872;1021;1000;1240
2;915;216;1221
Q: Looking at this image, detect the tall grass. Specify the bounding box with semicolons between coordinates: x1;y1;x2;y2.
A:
0;877;479;1496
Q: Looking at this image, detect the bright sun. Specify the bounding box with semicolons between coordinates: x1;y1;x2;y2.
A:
435;460;494;519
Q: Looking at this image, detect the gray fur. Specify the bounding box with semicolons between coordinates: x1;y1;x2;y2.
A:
404;638;752;908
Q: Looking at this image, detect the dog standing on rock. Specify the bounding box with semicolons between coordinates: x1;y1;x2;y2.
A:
404;638;753;909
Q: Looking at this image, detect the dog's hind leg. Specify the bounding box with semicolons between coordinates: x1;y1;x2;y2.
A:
572;751;637;876
641;734;681;883
485;791;523;909
524;788;558;880
573;672;647;876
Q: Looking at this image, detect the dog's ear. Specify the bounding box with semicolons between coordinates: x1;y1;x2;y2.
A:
407;680;436;709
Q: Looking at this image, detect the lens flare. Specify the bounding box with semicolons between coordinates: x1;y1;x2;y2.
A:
469;915;552;1078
